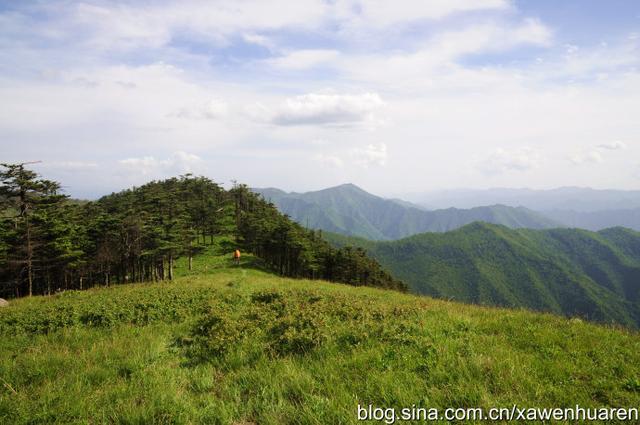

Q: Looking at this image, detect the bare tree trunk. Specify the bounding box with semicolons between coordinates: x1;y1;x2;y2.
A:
26;217;33;296
168;254;174;281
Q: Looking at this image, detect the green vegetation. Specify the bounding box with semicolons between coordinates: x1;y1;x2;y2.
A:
3;167;639;423
325;223;640;328
253;184;560;240
0;165;404;298
2;251;639;424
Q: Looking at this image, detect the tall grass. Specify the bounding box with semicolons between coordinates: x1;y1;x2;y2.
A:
1;258;639;424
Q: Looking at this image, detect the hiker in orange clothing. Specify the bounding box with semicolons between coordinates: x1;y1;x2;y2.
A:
233;249;241;265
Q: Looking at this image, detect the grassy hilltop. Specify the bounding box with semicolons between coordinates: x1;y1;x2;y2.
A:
1;247;640;424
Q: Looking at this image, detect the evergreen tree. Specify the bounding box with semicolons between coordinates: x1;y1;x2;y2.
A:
0;163;68;296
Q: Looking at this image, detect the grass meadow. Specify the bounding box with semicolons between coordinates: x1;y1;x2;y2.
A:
1;249;639;424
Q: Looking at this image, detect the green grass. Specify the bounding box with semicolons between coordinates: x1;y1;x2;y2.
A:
1;250;640;424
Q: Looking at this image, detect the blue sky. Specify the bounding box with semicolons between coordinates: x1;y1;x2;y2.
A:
1;0;639;198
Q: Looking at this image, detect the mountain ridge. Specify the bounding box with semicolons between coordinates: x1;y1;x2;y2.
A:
544;208;640;231
253;184;561;240
410;187;640;212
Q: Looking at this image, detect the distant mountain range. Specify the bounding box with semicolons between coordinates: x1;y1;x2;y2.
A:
253;183;640;327
253;184;560;240
325;223;640;328
543;208;640;231
255;184;640;235
410;187;640;212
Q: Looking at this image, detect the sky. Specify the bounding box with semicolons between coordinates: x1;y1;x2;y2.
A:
1;0;639;199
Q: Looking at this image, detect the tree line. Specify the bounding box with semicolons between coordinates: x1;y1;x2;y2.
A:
0;164;405;298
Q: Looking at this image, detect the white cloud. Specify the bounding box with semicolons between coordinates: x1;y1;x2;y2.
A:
20;0;511;52
118;151;202;176
569;150;604;165
313;143;388;170
598;140;627;150
313;153;344;168
269;92;385;127
565;44;579;55
335;0;509;28
337;19;552;90
266;49;340;70
432;18;551;57
569;141;628;165
204;99;229;119
175;98;229;120
118;156;163;175
352;143;387;167
65;1;330;51
38;161;99;170
72;77;99;88
0;62;251;159
477;147;541;175
242;33;275;50
310;139;330;146
547;40;640;80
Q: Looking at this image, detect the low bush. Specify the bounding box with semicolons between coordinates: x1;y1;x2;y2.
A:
0;285;215;334
182;288;426;363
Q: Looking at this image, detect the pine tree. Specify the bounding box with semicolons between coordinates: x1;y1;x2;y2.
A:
0;163;68;296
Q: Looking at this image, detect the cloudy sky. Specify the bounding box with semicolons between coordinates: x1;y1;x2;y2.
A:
1;0;639;198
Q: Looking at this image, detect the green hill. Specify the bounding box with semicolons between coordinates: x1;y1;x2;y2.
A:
253;184;560;240
0;170;404;299
325;223;640;328
1;248;639;424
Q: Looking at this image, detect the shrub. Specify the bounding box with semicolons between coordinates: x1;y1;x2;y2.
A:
0;286;215;335
265;309;326;356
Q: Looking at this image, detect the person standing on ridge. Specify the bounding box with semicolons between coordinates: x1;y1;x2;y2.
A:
233;249;241;265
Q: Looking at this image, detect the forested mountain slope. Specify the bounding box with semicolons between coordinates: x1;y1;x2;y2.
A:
253;184;559;240
325;224;640;328
0;165;404;298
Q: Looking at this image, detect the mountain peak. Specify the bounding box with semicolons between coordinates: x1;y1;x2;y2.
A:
331;183;367;192
312;183;377;198
460;221;501;232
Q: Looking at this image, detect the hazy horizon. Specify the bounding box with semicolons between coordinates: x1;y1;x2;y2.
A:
54;180;640;202
2;0;640;198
